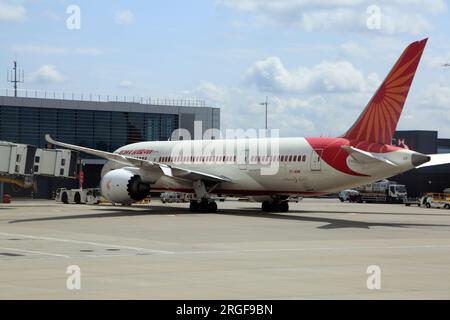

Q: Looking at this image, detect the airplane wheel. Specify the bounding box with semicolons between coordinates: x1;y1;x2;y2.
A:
197;200;216;213
74;192;81;204
199;201;209;213
189;201;199;212
271;202;280;212
262;201;271;212
279;202;289;212
61;192;68;204
208;201;218;213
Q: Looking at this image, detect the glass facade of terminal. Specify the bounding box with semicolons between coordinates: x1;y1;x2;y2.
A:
0;106;179;154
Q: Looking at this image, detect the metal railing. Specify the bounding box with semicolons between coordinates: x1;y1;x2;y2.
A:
0;88;206;107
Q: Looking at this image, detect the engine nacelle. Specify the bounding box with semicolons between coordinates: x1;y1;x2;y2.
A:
100;168;151;204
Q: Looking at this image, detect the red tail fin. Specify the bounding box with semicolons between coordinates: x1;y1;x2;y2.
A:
343;38;427;145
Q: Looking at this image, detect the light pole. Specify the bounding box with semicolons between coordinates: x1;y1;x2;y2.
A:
259;96;268;130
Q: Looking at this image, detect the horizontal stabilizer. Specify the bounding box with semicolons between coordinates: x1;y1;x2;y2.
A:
341;145;397;166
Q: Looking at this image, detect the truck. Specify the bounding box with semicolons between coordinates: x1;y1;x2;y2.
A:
55;188;102;205
353;180;407;203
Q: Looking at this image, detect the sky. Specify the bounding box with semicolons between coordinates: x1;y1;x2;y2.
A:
1;0;450;138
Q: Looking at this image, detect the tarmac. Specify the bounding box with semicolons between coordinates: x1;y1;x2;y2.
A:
0;198;449;299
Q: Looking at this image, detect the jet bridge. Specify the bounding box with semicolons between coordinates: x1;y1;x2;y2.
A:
0;141;79;201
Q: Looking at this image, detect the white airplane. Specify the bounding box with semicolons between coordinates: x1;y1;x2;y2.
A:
46;38;450;213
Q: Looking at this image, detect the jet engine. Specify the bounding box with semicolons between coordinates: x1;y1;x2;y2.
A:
100;168;151;204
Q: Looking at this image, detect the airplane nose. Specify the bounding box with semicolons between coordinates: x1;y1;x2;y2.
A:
411;153;431;167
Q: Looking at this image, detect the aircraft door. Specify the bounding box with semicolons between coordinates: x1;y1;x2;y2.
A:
310;149;322;171
238;149;249;170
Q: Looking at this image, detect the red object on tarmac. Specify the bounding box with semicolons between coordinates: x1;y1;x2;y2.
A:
3;194;11;204
79;170;84;189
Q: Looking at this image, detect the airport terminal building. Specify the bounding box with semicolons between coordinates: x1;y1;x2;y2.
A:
0;94;220;198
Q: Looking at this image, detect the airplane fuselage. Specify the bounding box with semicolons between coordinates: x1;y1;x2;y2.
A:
101;137;418;198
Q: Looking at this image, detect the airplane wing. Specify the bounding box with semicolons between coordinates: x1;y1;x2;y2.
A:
341;146;397;166
45;135;231;183
416;153;450;169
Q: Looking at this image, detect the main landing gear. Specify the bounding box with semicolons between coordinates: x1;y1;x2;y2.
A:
189;179;219;213
190;199;218;213
261;199;289;212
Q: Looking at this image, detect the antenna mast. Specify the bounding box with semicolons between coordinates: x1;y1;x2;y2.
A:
7;60;24;97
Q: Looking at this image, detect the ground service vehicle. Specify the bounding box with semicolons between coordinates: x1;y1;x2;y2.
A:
419;193;450;209
160;192;191;203
353;180;407;203
56;188;102;205
338;189;361;202
404;197;420;206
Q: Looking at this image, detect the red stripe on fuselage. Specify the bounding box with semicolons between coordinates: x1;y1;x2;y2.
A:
305;137;402;177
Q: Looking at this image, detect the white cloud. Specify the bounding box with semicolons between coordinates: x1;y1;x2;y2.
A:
42;9;62;21
114;10;135;25
426;52;450;68
340;42;368;58
378;7;433;35
74;48;102;55
119;80;133;88
12;44;102;55
424;83;450;109
29;65;65;84
13;45;66;55
243;56;379;94
189;81;227;102
301;8;357;31
397;82;450;134
183;80;376;137
184;75;450;138
0;1;26;22
217;0;446;34
218;0;447;15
